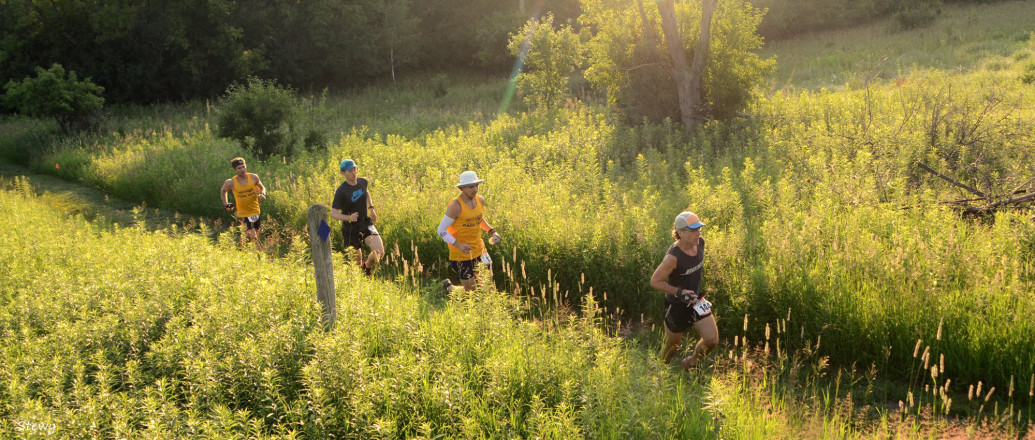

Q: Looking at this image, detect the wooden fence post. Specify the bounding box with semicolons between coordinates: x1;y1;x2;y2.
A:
307;204;336;329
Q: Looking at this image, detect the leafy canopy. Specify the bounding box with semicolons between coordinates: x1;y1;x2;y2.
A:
3;63;104;133
507;14;586;110
579;0;774;122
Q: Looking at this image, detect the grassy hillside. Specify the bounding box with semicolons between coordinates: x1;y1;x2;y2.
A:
1;0;1034;437
0;182;875;439
763;0;1035;89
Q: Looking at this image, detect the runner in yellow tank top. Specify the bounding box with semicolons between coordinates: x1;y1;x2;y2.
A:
446;195;484;261
220;157;267;248
437;170;502;292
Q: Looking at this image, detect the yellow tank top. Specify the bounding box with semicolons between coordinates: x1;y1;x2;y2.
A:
231;174;260;218
447;196;485;261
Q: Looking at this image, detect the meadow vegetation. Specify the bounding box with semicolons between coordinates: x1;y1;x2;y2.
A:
0;183;779;438
1;0;1034;437
3;180;1031;438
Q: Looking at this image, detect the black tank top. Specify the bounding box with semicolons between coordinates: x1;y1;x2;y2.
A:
666;237;705;299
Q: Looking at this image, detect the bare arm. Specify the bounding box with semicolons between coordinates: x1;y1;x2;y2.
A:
649;254;681;295
252;173;267;201
329;208;358;222
367;188;377;223
477;195;500;241
444;199;461;219
220;179;234;208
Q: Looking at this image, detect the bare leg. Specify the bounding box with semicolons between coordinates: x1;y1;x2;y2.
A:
363;234;385;269
659;322;684;364
683;314;719;368
248;228;260;247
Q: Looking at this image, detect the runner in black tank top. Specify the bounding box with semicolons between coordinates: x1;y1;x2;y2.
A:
650;211;719;372
664;238;705;307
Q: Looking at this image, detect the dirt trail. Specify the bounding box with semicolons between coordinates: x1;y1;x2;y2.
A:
0;159;222;234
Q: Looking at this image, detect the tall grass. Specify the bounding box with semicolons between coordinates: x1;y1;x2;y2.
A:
0;183;725;438
4;183;1030;437
0;1;1032;430
2;58;1033;397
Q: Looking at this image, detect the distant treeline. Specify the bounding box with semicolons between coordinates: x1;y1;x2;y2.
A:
0;0;579;103
0;0;1008;104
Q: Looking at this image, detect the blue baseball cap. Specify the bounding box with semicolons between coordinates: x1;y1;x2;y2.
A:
339;159;356;171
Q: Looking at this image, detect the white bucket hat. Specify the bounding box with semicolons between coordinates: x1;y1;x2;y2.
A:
456;170;484;188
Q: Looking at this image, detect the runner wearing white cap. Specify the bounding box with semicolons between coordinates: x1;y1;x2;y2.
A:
437;170;502;292
650;211;719;371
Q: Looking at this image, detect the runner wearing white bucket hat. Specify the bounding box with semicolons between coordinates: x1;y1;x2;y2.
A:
437;170;501;292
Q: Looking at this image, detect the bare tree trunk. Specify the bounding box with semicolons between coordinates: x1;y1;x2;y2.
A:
657;0;718;131
390;48;396;83
637;0;659;46
657;0;695;131
690;0;717;121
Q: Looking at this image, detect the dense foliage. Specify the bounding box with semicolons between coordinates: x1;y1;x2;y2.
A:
2;64;104;134
507;14;586;110
0;0;580;104
214;77;315;159
578;0;775;122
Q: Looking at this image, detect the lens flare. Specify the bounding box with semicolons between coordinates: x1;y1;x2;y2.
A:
499;0;546;115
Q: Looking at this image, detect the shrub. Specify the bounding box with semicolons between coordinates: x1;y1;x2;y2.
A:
894;0;942;30
298;89;334;152
1021;62;1035;85
215;77;299;158
2;63;105;134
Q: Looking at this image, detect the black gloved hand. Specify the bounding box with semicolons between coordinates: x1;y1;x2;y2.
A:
675;288;697;305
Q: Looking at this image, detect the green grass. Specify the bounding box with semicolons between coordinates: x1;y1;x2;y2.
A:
5;183;1029;438
1;37;1032;405
0;183;715;438
762;0;1035;90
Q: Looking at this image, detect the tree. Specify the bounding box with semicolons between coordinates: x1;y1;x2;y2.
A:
3;64;104;133
507;14;585;109
581;0;773;127
658;0;691;130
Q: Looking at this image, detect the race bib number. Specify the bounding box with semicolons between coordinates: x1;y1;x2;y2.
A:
479;252;492;266
693;298;712;316
246;215;260;223
367;225;379;235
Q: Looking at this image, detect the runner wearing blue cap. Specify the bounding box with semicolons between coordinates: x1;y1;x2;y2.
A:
330;159;384;277
650;211;719;371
